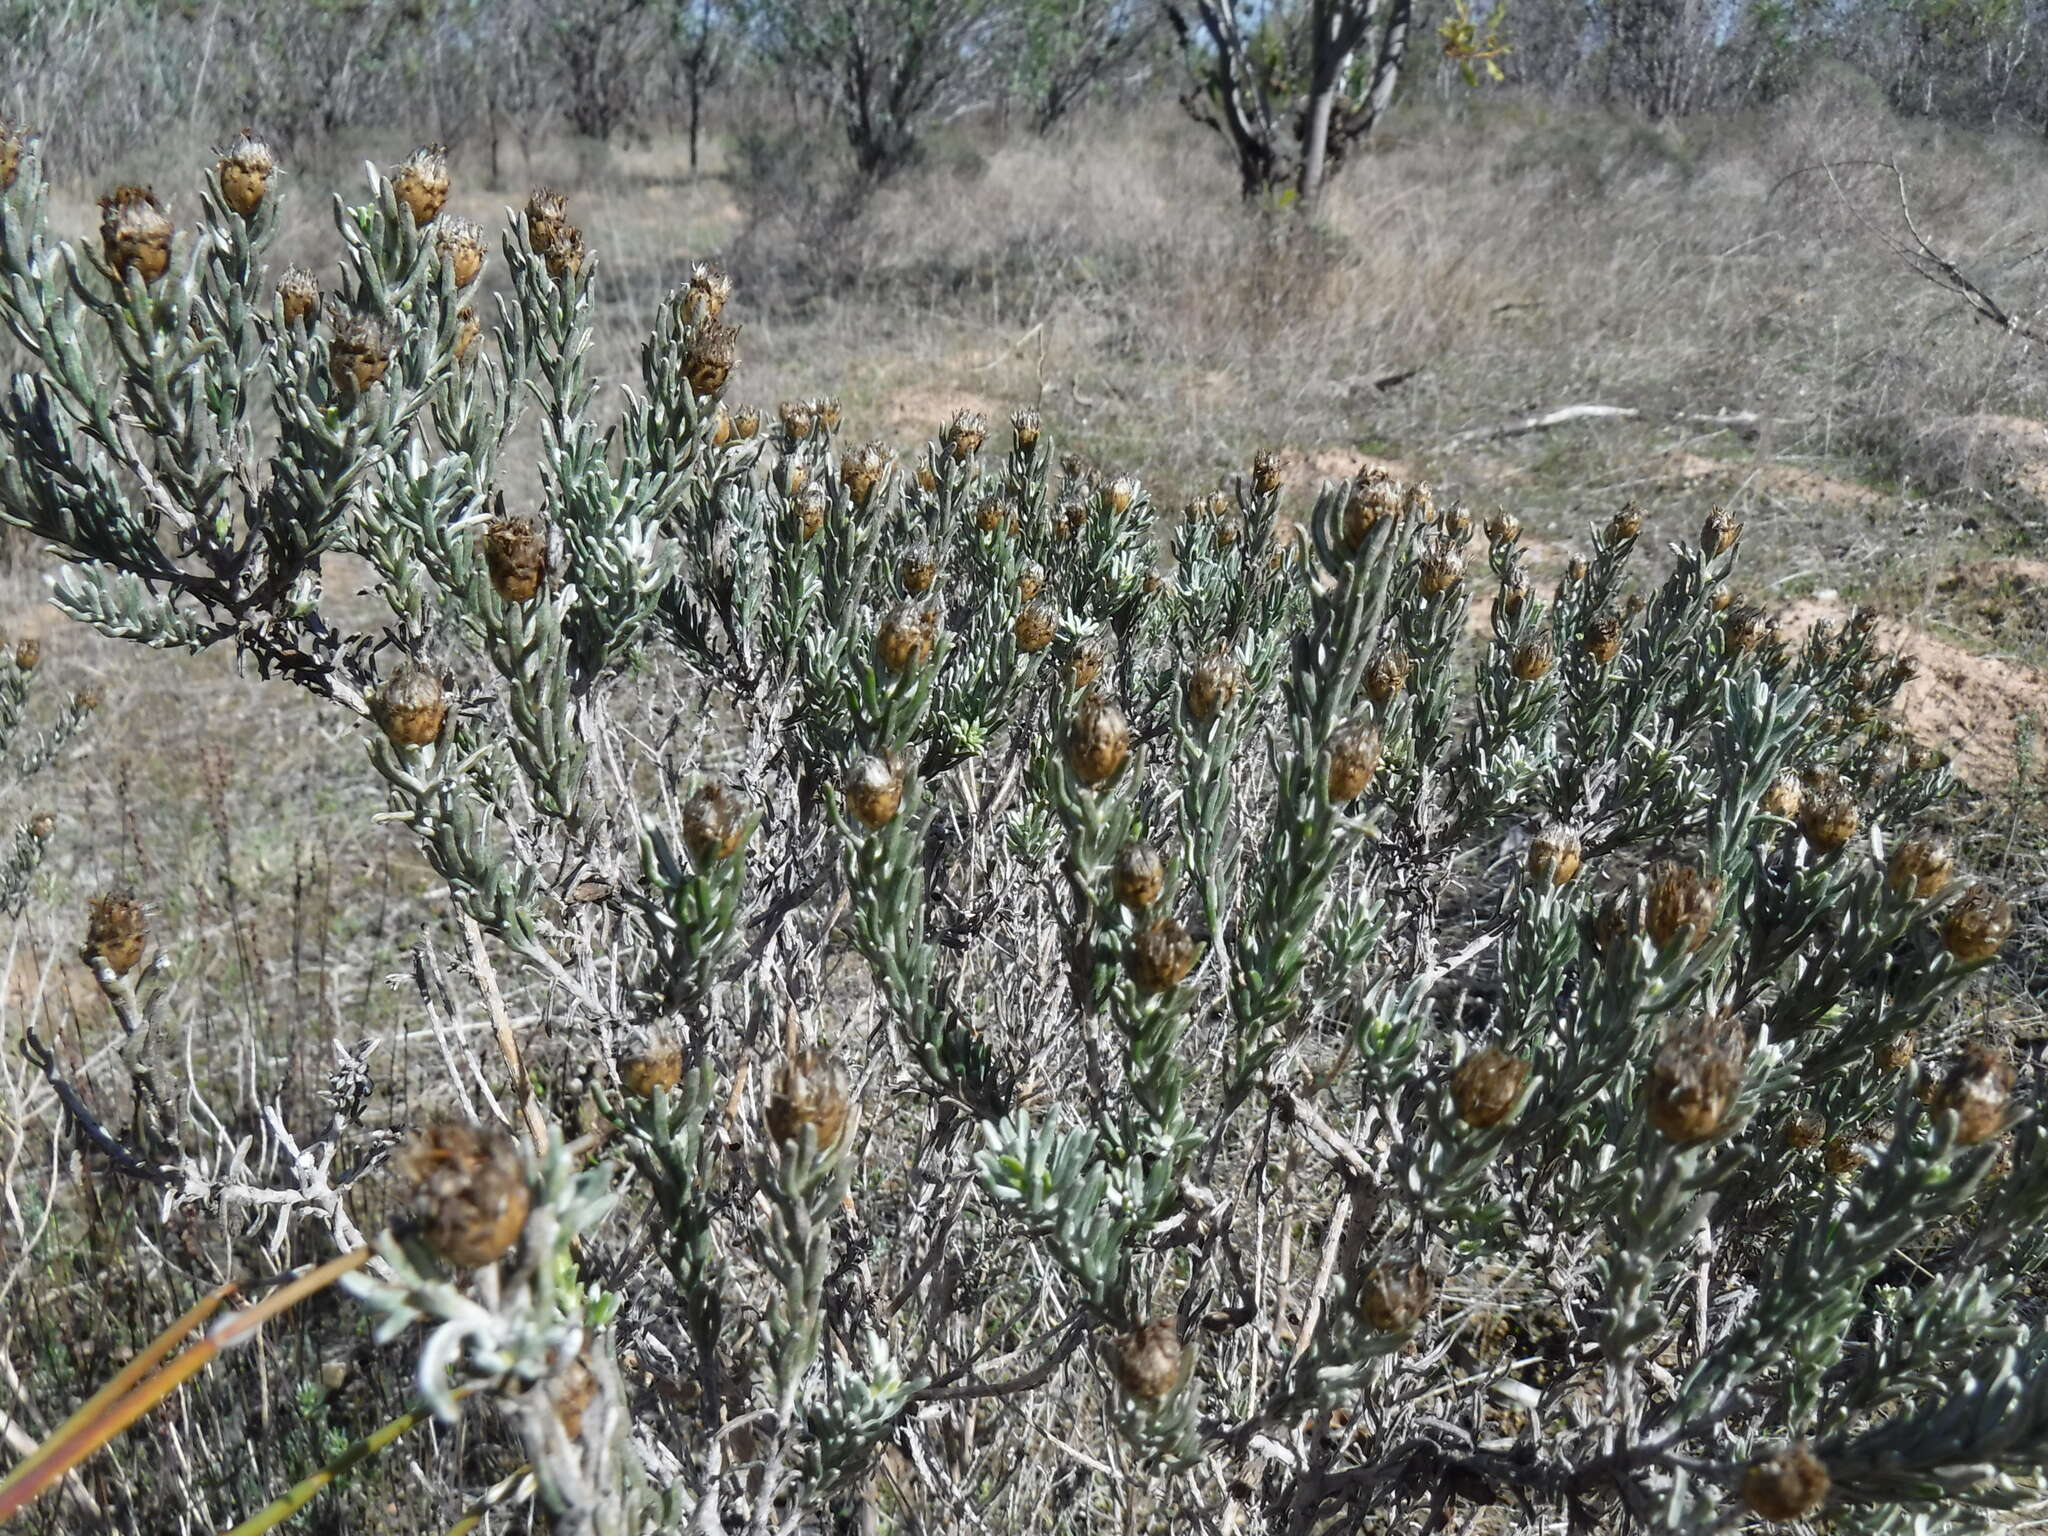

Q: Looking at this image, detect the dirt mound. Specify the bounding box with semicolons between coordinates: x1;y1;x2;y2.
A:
1906;414;2048;514
1779;597;2048;787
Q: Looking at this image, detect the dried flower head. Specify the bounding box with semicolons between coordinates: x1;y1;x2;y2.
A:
1723;601;1767;656
14;637;39;671
1590;890;1636;956
435;216;486;287
1942;884;2012;964
1499;571;1533;621
1011;409;1042;451
1015;602;1056;654
841;442;889;507
215;131;275;217
1187;650;1244;722
1485;511;1522;545
1702;505;1743;558
1644;860;1718;953
1212;512;1243;550
1408;482;1440;524
453;306;481;364
1567;555;1590;583
1326;718;1383;803
1887;837;1953;902
1796;773;1859;854
1582;610;1624;665
1934;1040;2013;1146
942;409;986;461
1113;843;1166;910
1527;825;1582;887
99;185;171;283
1418;536;1466;597
1451;1047;1529;1129
1359;1256;1433;1332
1875;1031;1916;1072
899;544;936;595
1760;769;1802;820
484;511;547;603
27;812;55;841
846;755;904;829
877;601;937;674
683;262;732;323
1112;1321;1186;1402
392;145;450;226
1069;634;1111;690
793;485;828;542
1129;915;1197;993
1782;1111;1827;1151
373;664;447;748
278;266;319;329
1067;693;1132;787
733;405;761;439
1510;639;1554;682
683;321;739;398
682;781;749;864
620;1035;683;1099
399;1120;528;1268
85;890;146;976
329;309;392;395
1248;450;1282;496
1742;1444;1829;1522
1099;476;1137;517
766;1047;851;1153
1342;470;1404;549
1607;504;1644;544
1646;1012;1747;1144
1366;645;1413;705
0;119;24;194
1018;562;1045;602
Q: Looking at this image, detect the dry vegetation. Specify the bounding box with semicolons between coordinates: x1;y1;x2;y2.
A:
6;75;2048;1532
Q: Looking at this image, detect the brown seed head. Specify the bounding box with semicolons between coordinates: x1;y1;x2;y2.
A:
392;145;450;226
733;405;761;440
1606;504;1644;544
1451;1047;1529;1129
1069;634;1110;690
1742;1444;1829;1522
778;400;815;441
74;688;101;712
1418;536;1466;597
1326;718;1383;803
1782;1111;1827;1151
1510;638;1554;682
1342;470;1404;549
1213;512;1243;550
329;309;392;395
1702;505;1743;559
620;1036;684;1099
1408;482;1440;524
1646;1013;1747;1144
1359;1257;1433;1332
766;1047;851;1153
1250;450;1282;496
1723;602;1767;656
840;442;889;507
683;262;732;323
399;1120;529;1268
942;409;986;461
1875;1031;1916;1072
1067;693;1132;787
1018;562;1044;603
1499;569;1533;622
683;320;739;398
278;267;319;329
1644;860;1719;953
1760;769;1802;820
1581;610;1624;665
1113;843;1166;910
14;637;39;672
1366;645;1412;705
373;664;447;748
1014;602;1056;654
85;890;146;976
1187;649;1244;722
1935;1040;2013;1146
435;216;487;287
811;397;843;433
28;812;55;841
899;544;936;595
682;781;749;865
453;306;482;364
1590;890;1636;956
1129;915;1196;993
1527;825;1582;887
1567;556;1590;583
1112;1320;1186;1402
484;512;547;603
877;601;937;674
1101;476;1138;517
99;185;171;283
1943;884;2012;964
793;485;828;542
1887;837;1953;902
215;131;276;217
1485;511;1522;546
846;755;904;829
0;119;24;194
1009;409;1043;452
1796;774;1859;854
1825;1133;1867;1177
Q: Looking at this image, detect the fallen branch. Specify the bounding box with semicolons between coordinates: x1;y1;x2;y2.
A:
1441;405;1772;451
